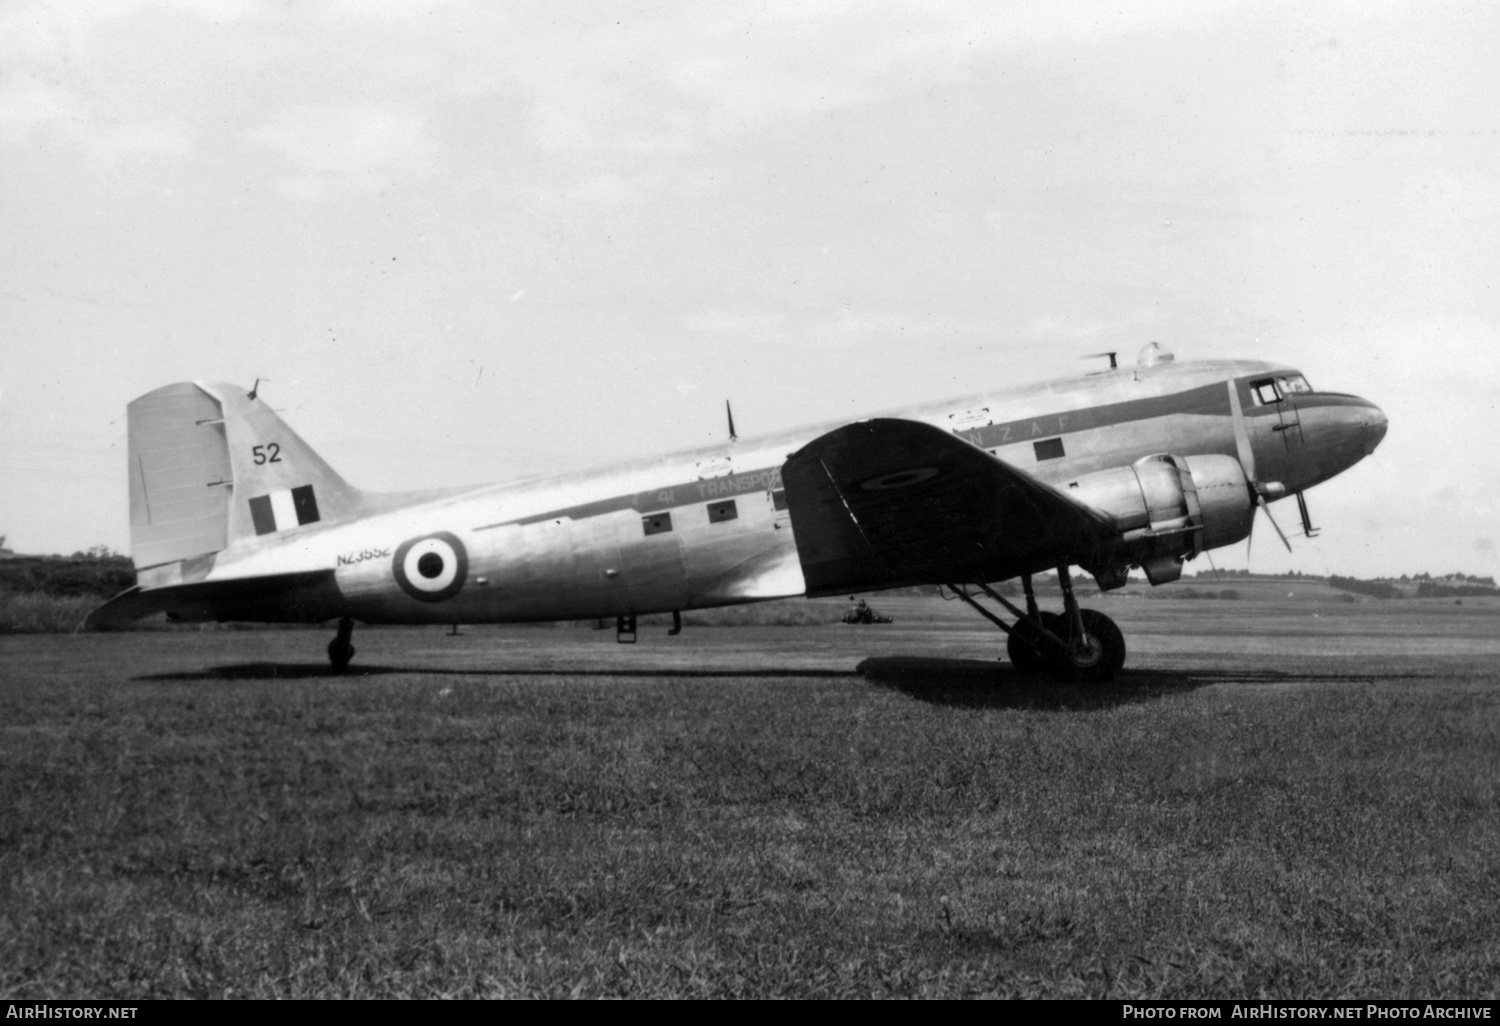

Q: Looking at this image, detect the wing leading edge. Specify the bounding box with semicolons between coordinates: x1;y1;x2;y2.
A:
781;418;1115;596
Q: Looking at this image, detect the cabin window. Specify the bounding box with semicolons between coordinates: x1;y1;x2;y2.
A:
1034;437;1065;461
642;512;673;536
707;500;738;523
771;489;788;511
1278;374;1312;395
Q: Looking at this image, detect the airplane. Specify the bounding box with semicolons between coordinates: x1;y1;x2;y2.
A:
87;343;1387;683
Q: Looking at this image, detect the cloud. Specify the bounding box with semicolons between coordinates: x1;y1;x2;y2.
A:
683;308;790;345
0;74;192;164
528;173;644;213
245;103;437;199
85;120;193;164
499;3;1227;156
0;77;79;146
682;305;994;351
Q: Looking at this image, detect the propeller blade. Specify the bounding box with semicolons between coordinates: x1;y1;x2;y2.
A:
1227;379;1258;483
1257;495;1293;553
1203;550;1222;582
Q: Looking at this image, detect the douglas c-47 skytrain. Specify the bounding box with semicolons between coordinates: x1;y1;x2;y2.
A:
88;345;1387;682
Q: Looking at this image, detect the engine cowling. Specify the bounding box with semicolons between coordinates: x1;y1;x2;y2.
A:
1066;453;1255;586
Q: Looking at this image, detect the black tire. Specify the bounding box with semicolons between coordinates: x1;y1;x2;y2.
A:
1007;620;1044;673
1007;612;1062;674
1045;608;1124;684
1008;612;1044;678
328;639;355;671
1083;608;1127;680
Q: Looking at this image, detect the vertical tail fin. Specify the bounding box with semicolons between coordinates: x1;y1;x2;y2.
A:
127;382;363;572
196;381;363;546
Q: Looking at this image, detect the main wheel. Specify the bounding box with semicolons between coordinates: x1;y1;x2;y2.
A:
328;638;355;671
1008;612;1064;674
1045;608;1125;685
1084;609;1127;680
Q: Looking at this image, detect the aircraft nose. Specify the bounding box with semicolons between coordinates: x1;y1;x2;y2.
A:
1362;401;1388;454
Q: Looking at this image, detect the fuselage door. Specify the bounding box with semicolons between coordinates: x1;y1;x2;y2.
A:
611;510;690;613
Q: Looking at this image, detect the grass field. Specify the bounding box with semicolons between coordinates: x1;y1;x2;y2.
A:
3;596;1499;998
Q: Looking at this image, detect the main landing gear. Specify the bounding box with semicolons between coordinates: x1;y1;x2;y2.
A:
328;617;356;671
948;568;1126;684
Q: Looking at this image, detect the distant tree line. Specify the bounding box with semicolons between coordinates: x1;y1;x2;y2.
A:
1327;575;1401;600
1401;572;1496;586
1183;569;1314;579
1415;581;1498;599
1147;587;1241;600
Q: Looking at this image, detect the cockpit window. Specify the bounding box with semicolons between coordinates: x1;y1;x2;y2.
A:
1249;374;1313;406
1250;378;1282;405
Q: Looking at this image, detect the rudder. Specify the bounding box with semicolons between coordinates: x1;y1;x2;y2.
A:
127;383;233;569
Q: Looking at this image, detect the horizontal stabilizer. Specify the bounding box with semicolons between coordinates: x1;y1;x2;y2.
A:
86;570;344;629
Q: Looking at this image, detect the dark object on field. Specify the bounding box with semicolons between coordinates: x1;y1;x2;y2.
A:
842;598;892;625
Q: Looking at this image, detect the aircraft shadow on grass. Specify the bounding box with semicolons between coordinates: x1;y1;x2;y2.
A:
133;658;1412;712
132;663;863;683
854;657;1415;711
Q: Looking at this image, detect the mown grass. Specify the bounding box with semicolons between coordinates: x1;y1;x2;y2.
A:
2;608;1499;998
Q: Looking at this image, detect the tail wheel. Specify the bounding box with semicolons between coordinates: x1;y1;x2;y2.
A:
328;617;356;672
1046;608;1125;685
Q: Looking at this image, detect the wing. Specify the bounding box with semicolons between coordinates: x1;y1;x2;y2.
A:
86;570;343;629
781;418;1115;595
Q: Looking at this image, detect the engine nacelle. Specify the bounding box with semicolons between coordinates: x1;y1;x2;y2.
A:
1067;453;1255;585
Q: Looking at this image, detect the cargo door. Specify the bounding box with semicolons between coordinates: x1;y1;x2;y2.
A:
613;507;690;612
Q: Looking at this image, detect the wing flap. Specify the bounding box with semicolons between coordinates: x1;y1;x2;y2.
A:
781;418;1113;595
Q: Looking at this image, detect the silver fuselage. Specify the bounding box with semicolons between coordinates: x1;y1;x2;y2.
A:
190;357;1387;623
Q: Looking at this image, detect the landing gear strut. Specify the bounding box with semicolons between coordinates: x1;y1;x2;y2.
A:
948;568;1126;684
328;617;356;671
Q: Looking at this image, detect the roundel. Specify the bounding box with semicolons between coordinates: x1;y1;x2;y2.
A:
392;531;468;602
860;466;940;491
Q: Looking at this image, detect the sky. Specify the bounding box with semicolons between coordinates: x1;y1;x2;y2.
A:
1;0;1496;579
